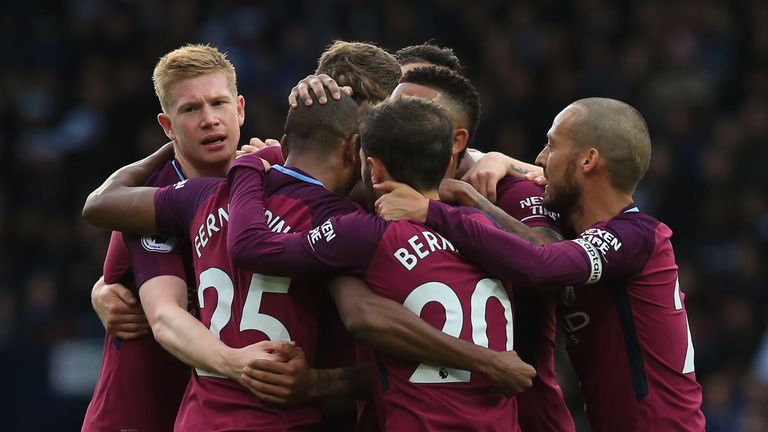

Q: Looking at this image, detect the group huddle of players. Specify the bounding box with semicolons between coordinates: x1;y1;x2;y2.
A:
79;40;706;431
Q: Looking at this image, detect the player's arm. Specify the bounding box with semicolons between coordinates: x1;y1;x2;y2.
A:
82;143;173;233
227;154;370;276
375;182;598;288
242;358;372;405
226;155;318;274
330;276;536;395
139;275;287;383
460;151;545;202
439;178;563;245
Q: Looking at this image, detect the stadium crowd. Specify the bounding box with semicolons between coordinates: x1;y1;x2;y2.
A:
0;0;766;430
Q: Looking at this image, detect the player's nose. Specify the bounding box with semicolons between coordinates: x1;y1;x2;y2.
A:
200;104;220;127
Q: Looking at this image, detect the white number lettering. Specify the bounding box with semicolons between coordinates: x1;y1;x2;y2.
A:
404;282;470;383
241;274;291;340
405;278;513;384
195;268;291;378
674;277;695;374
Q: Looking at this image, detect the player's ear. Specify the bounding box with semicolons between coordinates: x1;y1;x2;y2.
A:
368;156;388;184
452;128;469;156
280;134;289;160
157;113;176;141
582;147;600;173
342;134;360;168
237;95;245;126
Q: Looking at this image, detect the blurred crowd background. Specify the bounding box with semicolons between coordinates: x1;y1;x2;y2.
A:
1;0;766;430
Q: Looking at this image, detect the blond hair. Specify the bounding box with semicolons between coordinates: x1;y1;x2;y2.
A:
152;44;237;113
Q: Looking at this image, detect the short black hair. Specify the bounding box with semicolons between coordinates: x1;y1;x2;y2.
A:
400;66;481;144
361;97;453;191
395;42;463;73
284;91;360;155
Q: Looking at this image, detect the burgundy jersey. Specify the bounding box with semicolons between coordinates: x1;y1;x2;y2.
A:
153;164;359;431
226;157;519;432
495;177;574;432
424;201;705;432
82;159;191;432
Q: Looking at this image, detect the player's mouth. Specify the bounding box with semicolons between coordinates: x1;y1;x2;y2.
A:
201;133;227;150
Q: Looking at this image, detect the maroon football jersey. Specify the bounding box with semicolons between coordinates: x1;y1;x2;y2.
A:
424;201;706;432
153;164;359;431
226;157;519;431
82;159;191;432
495;176;574;432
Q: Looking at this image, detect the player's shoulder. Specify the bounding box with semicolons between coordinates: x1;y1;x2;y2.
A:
145;158;186;187
586;206;666;255
497;175;545;198
605;206;665;237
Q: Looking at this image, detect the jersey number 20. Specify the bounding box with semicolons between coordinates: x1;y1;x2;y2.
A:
404;278;513;384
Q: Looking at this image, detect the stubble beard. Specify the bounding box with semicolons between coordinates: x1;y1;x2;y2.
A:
543;159;581;216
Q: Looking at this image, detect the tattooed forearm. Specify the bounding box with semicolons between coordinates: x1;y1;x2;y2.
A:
510;165;529;176
474;197;542;244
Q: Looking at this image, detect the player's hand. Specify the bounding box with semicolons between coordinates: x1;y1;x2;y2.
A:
483;350;537;395
523;171;548;186
236;138;281;157
460;151;512;203
438;178;482;207
373;181;430;223
91;276;149;339
288;74;354;108
240;342;314;405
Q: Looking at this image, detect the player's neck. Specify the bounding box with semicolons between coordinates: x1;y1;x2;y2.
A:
570;186;634;234
175;154;229;178
284;154;347;194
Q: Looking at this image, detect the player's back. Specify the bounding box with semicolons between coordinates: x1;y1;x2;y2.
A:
360;212;518;432
156;166;360;431
560;208;704;431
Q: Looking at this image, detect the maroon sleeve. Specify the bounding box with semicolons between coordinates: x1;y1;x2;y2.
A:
496;177;559;231
122;233;188;288
578;216;655;280
253;145;284;166
154;177;221;235
226;154;380;276
103;231;132;284
425;200;596;287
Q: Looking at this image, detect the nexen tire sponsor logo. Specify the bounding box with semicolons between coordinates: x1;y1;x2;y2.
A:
573;238;602;284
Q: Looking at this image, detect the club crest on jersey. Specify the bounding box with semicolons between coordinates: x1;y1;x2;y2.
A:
141;234;178;253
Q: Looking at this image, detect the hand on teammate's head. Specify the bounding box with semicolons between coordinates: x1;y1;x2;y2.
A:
288;74;353;108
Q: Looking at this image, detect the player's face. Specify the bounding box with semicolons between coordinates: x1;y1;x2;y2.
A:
537;109;582;213
159;72;244;176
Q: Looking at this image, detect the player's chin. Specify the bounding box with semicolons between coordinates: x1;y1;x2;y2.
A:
199;148;234;167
